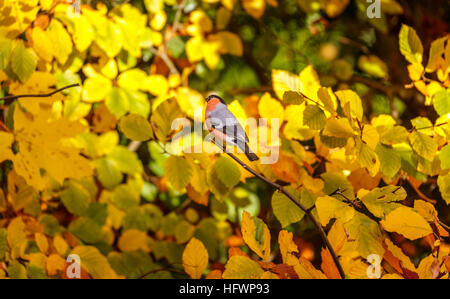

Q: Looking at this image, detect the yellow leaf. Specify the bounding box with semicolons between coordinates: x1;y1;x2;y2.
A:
164;156;193;191
0;132;14;163
0;0;39;38
118;229;152;252
417;253;436;279
53;234;69;256
7;217;27;259
35;233;48;254
322;117;354;138
426;36;448;73
186;10;213;36
413;200;436;222
241;210;271;261
317;87;338;114
150;10;167;31
222;255;264;278
186;36;204;63
182;237;209;279
68;14;95;52
356;140;380;177
47;19;73;65
202;40;221;69
272;69;302;100
278;230;299;264
258;93;284;125
144;75;169;96
118;69;148;91
381;206;433;240
335;90;363;121
399;24;423;65
320;0;350;18
31;27;54;62
293;257;327;279
46;254;67;276
408;63;424;81
71;246;119;279
82;75;112;102
384;238;416;273
299;65;321;100
242;0;266;19
13;107;93;190
216;7;232;30
316;195;355;226
209;31;243;56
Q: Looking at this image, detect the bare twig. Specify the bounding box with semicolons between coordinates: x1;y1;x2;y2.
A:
225;152;346;279
171;0;187;35
149;47;180;75
437;218;450;234
0;83;80;104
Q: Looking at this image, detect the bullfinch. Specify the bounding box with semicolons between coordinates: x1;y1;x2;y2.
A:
205;94;259;161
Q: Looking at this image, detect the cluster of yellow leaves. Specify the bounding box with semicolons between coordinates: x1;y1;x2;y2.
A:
185;8;243;69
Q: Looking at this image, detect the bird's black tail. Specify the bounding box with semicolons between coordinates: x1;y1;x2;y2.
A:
244;143;259;161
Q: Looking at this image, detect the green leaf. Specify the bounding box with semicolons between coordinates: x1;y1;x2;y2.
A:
68;217;105;244
164;156;193;191
0;37;12;70
95;158;123;189
271;188;305;228
360;186;406;219
437;174;450;205
380;126;408;145
375;144;401;180
433;88;450;116
150;99;183;142
409;130;437;161
61;181;90;217
440;144;450;170
399;24;423;64
283;91;305;105
303;105;326;130
71;246;119;278
7;260;27;279
110;184;140;211
119;114;152;141
345;213;384;259
11;41;37;82
105;87;130;118
321;172;355;201
214;156;241;188
107;146;143;174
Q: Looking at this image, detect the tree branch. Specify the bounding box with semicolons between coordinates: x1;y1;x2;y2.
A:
0;83;80;104
225;152;346;279
149;46;180;75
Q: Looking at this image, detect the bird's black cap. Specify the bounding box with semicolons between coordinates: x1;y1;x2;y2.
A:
206;94;226;104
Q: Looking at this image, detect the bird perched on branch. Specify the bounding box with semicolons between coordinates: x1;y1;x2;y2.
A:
205;94;259;161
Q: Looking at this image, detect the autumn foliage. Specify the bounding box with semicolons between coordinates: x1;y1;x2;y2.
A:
0;0;449;279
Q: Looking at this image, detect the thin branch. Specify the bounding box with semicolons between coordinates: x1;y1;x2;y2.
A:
171;0;187;35
225;152;346;279
149;46;180;75
0;83;80;104
437;218;450;234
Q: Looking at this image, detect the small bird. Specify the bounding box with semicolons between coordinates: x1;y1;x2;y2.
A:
205;94;259;161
